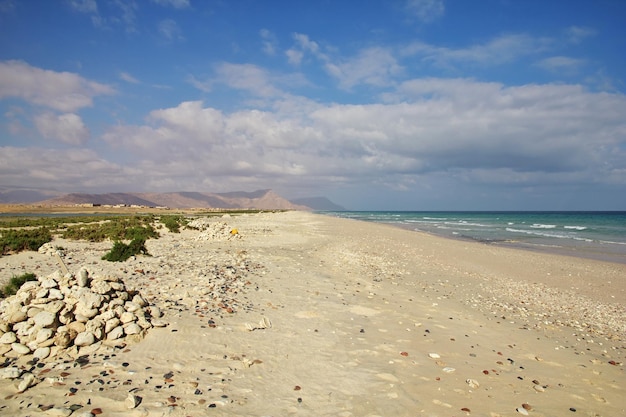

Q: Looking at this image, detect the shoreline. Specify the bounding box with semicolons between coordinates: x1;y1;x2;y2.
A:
363;218;626;266
1;211;624;416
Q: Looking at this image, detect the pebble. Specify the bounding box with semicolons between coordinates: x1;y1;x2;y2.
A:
428;353;441;359
516;407;530;415
466;379;480;389
126;393;142;409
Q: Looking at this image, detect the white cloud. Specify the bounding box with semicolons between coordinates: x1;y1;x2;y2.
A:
406;0;444;23
96;80;626;195
286;49;304;65
151;0;190;8
536;56;585;74
403;34;552;67
67;0;98;14
0;60;115;112
213;63;282;97
0;146;131;190
34;112;90;145
260;29;278;56
119;71;140;83
566;26;596;44
325;47;403;89
158;19;184;41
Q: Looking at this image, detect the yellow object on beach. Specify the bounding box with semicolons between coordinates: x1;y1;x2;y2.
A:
230;228;238;235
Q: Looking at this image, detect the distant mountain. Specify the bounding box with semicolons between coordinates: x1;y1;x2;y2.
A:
35;189;309;210
290;197;346;211
0;186;64;203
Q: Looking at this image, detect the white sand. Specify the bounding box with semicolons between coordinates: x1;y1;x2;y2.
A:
1;211;624;416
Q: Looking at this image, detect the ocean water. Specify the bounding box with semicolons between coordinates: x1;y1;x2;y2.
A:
323;211;626;264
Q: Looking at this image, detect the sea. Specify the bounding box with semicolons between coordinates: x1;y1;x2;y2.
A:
322;211;626;264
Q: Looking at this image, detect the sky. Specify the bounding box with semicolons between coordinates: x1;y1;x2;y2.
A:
1;0;625;210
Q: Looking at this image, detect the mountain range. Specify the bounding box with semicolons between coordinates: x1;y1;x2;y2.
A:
0;186;345;211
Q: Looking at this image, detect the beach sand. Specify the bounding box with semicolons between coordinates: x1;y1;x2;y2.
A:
1;211;624;416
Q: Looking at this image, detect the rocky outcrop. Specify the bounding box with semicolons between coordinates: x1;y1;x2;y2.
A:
0;268;163;366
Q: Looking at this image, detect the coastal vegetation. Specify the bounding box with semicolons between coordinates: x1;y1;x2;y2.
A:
0;272;37;298
0;227;52;256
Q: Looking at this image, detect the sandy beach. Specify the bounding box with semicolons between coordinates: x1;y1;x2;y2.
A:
1;211;624;416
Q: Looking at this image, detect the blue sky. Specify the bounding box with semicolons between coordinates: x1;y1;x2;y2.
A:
1;0;625;210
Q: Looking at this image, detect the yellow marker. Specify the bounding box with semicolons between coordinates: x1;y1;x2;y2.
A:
230;228;238;235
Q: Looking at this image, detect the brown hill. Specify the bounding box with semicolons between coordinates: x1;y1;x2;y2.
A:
37;190;309;210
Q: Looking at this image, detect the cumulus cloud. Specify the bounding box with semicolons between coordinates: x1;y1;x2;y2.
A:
0;60;115;112
0;146;132;190
96;80;626;194
536;56;585;74
325;47;403;89
212;63;282;97
34;112;90;145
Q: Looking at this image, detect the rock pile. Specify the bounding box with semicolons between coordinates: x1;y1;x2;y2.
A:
0;268;163;364
189;219;241;241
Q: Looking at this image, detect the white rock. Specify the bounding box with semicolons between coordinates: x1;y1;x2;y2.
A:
516;407;530;416
34;311;56;327
45;407;73;416
78;268;89;287
78;291;104;309
125;301;141;312
67;321;87;334
44;300;65;313
0;331;17;344
74;331;95;347
466;379;480;389
105;317;121;333
48;289;64;300
36;328;54;344
90;280;112;295
0;366;22;379
11;343;31;354
120;311;137;324
41;278;58;289
7;310;27;324
126;393;142;409
147;306;162;318
107;326;124;340
428;353;441;359
17;372;36;392
33;346;51;360
124;323;142;335
132;294;148;307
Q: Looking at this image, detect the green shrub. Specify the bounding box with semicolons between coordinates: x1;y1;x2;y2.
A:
1;272;37;298
102;238;150;262
160;215;187;233
0;228;52;255
63;216;158;242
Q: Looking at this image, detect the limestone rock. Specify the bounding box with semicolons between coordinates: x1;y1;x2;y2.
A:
74;331;95;347
34;311;56;327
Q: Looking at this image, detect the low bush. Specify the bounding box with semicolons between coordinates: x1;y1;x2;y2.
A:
63;216;158;242
102;238;150;262
0;228;52;256
1;272;37;298
160;215;187;233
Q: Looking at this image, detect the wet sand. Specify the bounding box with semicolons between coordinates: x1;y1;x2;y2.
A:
1;211;624;416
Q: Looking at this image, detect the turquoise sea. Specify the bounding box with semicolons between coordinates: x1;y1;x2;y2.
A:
323;211;626;264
